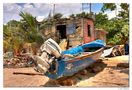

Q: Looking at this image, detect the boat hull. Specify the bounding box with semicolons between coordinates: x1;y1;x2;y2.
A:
45;47;104;79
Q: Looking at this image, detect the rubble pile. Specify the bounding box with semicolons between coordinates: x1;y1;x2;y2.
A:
4;53;35;68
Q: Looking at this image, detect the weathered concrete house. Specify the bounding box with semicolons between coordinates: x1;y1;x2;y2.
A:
42;17;107;48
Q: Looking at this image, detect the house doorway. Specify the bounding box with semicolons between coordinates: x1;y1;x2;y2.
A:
56;25;67;39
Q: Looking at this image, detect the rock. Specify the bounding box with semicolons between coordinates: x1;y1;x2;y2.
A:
3;53;36;68
117;63;129;68
76;76;82;80
79;69;88;75
58;78;77;86
44;79;60;87
4;52;13;59
96;59;103;63
120;68;129;74
91;66;103;73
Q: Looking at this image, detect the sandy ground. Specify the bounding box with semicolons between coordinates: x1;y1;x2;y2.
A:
3;55;129;87
3;68;50;87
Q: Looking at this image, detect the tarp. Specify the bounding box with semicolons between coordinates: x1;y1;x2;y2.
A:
82;39;105;49
61;46;84;55
62;39;105;55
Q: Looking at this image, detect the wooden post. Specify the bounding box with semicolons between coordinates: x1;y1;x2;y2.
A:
81;4;85;43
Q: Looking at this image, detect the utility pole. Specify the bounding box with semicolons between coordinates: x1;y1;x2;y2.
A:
52;4;56;41
90;3;92;14
53;4;55;16
81;3;85;43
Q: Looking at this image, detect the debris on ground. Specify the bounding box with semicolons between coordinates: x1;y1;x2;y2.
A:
3;55;129;87
3;53;35;68
117;63;129;68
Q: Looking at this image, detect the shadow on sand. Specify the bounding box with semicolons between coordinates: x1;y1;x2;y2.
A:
40;59;107;87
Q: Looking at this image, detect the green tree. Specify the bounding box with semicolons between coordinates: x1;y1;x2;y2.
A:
100;3;129;45
19;12;43;44
95;12;108;29
53;13;63;21
102;3;129;20
69;14;76;18
101;3;116;12
3;12;44;55
118;3;129;22
19;12;37;32
105;18;128;44
3;20;24;55
76;12;93;18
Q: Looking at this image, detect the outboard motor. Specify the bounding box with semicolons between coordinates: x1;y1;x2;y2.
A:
34;38;62;73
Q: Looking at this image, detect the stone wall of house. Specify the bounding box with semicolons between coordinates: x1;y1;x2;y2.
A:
95;28;108;42
42;18;95;48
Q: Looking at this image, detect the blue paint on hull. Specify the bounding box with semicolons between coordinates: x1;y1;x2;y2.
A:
45;48;103;79
63;58;94;76
45;39;105;79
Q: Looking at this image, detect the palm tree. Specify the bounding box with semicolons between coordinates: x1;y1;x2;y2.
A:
19;12;37;32
53;13;63;19
19;12;43;44
19;12;44;54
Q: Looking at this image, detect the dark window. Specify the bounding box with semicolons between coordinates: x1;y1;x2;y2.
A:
87;25;91;37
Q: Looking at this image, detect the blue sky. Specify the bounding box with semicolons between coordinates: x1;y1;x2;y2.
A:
3;3;116;24
91;3;103;13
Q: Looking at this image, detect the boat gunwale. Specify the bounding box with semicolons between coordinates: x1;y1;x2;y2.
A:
65;47;104;63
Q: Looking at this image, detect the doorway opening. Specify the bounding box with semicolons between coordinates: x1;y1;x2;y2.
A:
56;25;67;39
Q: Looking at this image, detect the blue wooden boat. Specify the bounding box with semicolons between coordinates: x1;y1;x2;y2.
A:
35;39;105;79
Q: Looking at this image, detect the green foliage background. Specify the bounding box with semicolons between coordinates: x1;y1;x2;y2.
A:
95;3;129;45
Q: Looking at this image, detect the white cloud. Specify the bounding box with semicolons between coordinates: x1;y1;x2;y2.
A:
24;3;34;8
3;3;123;24
104;4;121;20
22;3;37;15
4;3;108;23
3;3;21;13
105;10;116;19
3;3;22;23
3;3;83;24
22;3;53;17
36;16;45;22
54;3;82;16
